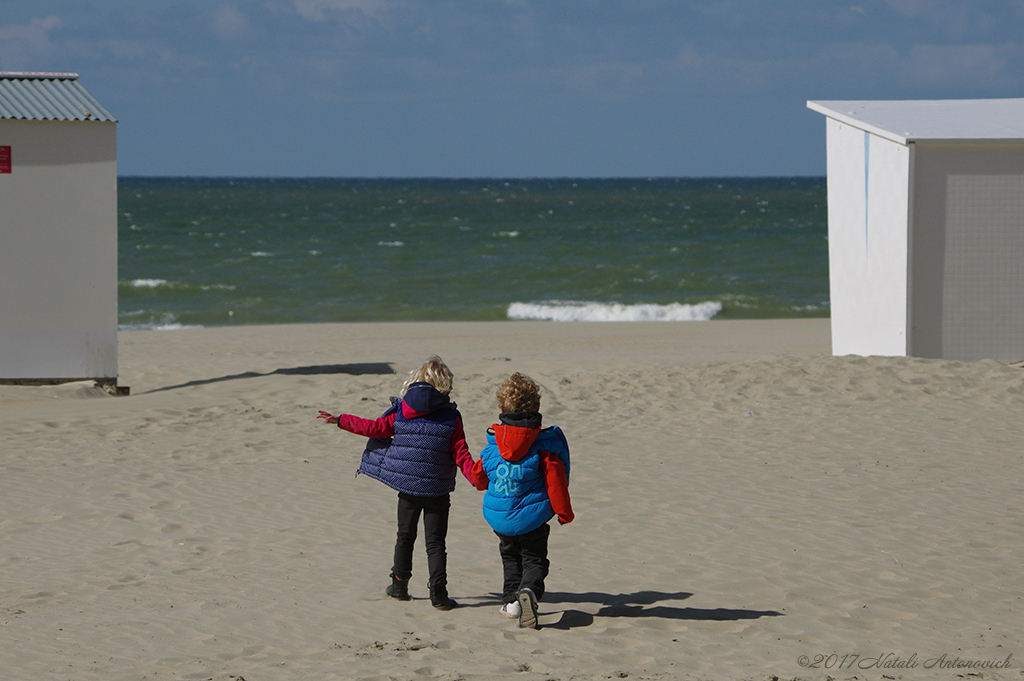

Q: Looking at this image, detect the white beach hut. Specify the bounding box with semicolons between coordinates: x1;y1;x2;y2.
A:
807;98;1024;363
0;72;123;391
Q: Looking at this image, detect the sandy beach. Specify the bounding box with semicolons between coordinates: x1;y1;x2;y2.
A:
2;319;1022;681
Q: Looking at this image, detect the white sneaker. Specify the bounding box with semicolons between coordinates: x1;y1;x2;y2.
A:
500;601;521;619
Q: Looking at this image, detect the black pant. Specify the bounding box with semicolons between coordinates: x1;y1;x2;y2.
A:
393;492;451;589
496;523;550;603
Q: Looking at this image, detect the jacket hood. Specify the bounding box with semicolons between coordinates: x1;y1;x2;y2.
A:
491;411;542;462
401;382;454;418
499;411;542;429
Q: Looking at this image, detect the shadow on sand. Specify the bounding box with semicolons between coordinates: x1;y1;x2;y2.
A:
469;590;783;630
542;590;783;630
141;362;394;394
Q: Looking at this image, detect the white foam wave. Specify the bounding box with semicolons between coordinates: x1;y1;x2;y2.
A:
131;278;168;288
378;241;404;247
119;322;201;332
507;300;723;322
119;312;201;332
126;279;235;292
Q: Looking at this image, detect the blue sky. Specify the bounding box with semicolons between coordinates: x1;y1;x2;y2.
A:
3;1;1023;177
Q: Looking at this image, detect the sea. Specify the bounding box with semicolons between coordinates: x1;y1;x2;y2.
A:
117;177;829;330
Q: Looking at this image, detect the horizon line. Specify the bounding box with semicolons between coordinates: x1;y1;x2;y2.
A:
116;174;827;181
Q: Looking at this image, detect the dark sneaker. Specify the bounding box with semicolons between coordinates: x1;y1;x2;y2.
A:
386;574;411;601
428;582;458;610
517;588;538;629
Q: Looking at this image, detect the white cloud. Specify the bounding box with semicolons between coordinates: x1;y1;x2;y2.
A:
0;15;63;45
0;16;63;67
900;43;1019;89
881;0;936;17
291;0;399;23
212;5;252;41
796;38;1023;95
98;39;151;61
523;61;647;97
655;44;805;94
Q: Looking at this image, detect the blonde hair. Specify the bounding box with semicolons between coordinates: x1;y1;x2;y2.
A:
496;372;541;413
402;355;454;395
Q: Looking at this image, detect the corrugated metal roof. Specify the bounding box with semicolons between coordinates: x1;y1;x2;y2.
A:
0;72;116;122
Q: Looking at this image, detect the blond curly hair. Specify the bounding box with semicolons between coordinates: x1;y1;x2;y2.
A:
402;355;453;395
496;372;541;413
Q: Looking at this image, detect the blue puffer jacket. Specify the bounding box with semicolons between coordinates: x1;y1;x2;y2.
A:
479;419;570;536
357;383;460;496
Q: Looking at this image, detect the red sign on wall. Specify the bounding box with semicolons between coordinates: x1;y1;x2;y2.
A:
0;146;10;173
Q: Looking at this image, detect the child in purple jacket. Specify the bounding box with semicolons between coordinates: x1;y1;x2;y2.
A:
318;355;476;610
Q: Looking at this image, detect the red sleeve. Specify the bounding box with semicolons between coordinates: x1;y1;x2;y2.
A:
450;417;477;483
336;411;396;439
470;459;489;491
539;450;574;525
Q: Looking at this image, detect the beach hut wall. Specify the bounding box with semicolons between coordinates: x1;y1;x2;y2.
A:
808;98;1024;363
0;72;120;388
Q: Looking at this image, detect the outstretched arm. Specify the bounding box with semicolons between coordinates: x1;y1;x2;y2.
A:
317;410;396;438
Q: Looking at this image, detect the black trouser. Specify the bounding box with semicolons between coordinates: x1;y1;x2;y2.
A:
496;522;550;603
393;492;451;589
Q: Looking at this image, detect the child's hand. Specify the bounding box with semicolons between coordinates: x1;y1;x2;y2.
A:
470;459;489;491
317;410;339;425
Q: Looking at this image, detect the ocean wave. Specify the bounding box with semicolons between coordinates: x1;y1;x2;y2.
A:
119;312;202;332
119;322;202;331
130;278;168;288
122;279;236;291
507;300;723;322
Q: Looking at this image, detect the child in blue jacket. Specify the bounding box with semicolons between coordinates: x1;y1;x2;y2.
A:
318;356;475;610
471;372;573;629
